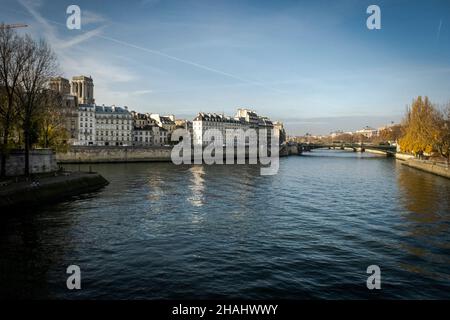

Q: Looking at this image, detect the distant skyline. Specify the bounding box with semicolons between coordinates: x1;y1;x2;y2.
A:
1;0;450;134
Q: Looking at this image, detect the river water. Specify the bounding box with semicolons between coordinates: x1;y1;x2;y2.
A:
1;150;450;299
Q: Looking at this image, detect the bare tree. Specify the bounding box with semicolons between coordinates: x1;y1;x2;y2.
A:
0;24;28;177
38;89;69;151
434;103;450;165
15;36;57;175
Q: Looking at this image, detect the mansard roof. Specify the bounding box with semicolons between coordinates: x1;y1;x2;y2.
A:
159;116;175;124
258;117;273;127
193;112;242;123
95;105;130;114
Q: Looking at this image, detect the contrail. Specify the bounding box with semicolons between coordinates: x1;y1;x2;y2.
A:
14;1;281;93
437;19;442;41
96;34;282;93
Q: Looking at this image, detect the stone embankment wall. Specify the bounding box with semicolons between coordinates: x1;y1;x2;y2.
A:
57;146;173;163
363;148;390;156
401;159;450;179
395;153;415;161
5;149;57;176
59;145;301;163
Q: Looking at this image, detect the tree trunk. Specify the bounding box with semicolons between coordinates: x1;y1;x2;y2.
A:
0;154;5;177
45;128;49;148
1;127;9;177
1;95;14;177
24;128;30;176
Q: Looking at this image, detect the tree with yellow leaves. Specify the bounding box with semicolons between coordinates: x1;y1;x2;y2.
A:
399;96;438;157
37;89;69;153
377;124;402;143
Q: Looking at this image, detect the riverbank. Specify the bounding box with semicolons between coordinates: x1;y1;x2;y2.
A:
400;158;450;179
57;144;301;163
0;171;109;209
395;152;415;161
363;148;394;156
394;152;450;179
57;146;173;163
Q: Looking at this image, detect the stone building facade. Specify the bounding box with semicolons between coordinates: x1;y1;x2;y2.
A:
49;77;71;94
49;76;282;149
77;104;96;145
76;104;133;146
95;105;133;146
273;121;287;144
132;112;169;146
132;125;155;146
149;114;176;140
193;108;276;146
71;75;95;105
193;113;249;146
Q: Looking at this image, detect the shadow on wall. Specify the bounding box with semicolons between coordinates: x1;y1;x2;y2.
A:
4;149;57;176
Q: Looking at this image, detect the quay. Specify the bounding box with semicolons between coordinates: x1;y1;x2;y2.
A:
0;171;109;209
56;144;302;164
400;159;450;179
56;146;173;163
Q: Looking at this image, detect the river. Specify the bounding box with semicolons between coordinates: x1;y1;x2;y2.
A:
1;149;449;299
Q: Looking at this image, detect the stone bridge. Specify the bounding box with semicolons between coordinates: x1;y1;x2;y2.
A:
300;143;397;156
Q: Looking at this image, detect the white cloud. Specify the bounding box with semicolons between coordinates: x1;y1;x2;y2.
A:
57;27;105;49
60;54;137;83
18;0;103;51
18;0;140;105
132;90;153;95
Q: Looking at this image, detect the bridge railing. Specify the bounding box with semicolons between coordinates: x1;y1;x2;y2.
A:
300;143;397;152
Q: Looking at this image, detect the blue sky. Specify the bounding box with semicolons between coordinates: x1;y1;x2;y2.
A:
1;0;450;134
